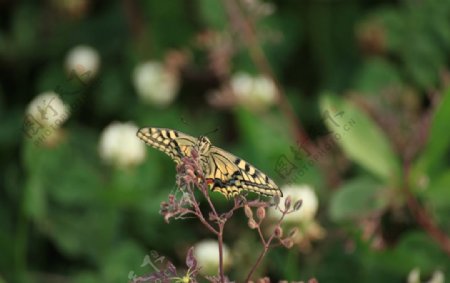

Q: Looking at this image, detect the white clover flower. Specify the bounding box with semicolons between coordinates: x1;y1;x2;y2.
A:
26;91;70;128
408;268;421;283
98;122;146;168
65;45;100;81
231;72;277;111
193;239;232;276
408;268;445;283
270;184;319;224
133;61;180;107
429;270;445;283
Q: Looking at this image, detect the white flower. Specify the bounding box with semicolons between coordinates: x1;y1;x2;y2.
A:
270;184;319;224
408;268;421;283
98;122;146;168
65;45;100;81
231;72;277;110
133;61;180;107
428;270;445;283
26;91;70;128
408;268;445;283
193;239;232;276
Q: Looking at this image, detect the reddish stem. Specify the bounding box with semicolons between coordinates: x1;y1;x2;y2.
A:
217;223;226;283
245;210;288;282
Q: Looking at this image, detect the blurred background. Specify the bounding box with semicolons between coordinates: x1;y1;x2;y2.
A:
1;0;449;282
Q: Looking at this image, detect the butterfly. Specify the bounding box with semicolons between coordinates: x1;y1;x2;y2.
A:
137;127;282;198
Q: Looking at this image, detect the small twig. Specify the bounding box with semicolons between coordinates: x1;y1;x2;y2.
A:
245;209;288;282
187;184;219;235
256;225;267;246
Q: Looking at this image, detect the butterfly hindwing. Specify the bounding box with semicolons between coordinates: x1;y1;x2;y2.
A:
208;147;282;198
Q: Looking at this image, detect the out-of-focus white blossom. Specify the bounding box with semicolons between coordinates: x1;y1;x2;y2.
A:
429;270;445;283
133;61;180;107
408;268;445;283
98;122;146;168
193;239;231;276
270;184;319;224
26;91;70;128
408;268;421;283
231;72;277;111
65;45;100;81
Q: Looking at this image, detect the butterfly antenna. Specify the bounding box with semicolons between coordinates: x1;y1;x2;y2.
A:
180;116;190;126
204;127;219;137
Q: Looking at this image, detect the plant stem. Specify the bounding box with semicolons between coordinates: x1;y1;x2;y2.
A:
218;223;225;283
245;236;272;282
188;185;219;235
245;212;288;282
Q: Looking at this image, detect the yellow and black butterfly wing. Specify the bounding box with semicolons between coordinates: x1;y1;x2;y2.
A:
136;127;197;163
207;146;282;198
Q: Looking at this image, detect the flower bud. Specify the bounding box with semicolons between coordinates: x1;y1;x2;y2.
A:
281;238;294;248
248;218;258;229
274;226;283;238
256;206;266;221
244;205;253;219
269;184;319;224
293;199;303;211
284;196;292;211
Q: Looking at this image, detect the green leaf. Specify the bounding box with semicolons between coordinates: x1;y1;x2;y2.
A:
353;58;402;94
422;170;450;227
320;94;401;183
389;231;449;273
413;88;450;181
101;241;148;283
198;0;227;29
330;177;387;221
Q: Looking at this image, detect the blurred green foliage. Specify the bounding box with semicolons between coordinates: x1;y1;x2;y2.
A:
1;0;450;282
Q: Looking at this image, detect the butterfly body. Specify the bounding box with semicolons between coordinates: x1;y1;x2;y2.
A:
137;127;282;198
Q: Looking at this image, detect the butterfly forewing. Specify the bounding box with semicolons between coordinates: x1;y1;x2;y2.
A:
137;128;196;163
137;127;283;198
